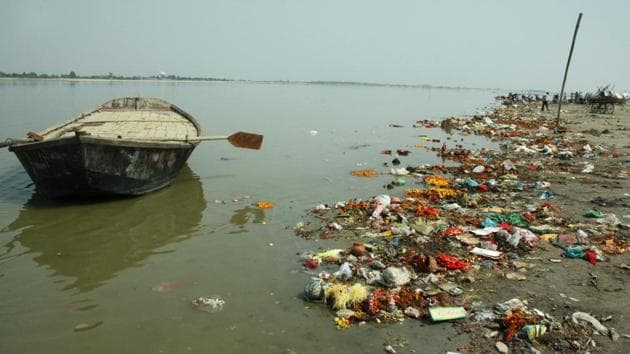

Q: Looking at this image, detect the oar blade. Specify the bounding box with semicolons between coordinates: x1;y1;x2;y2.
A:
227;131;264;150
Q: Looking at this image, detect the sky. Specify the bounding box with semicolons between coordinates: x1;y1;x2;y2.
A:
1;0;628;91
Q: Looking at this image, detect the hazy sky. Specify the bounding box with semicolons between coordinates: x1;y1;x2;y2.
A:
1;0;628;91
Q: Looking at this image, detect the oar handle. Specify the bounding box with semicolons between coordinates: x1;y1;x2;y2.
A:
1;138;34;149
187;136;229;142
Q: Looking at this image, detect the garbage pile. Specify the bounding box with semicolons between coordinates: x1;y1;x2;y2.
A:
464;299;622;353
295;100;629;352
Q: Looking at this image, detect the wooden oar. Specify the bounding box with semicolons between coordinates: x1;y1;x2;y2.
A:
187;131;264;150
1;131;264;150
1;138;33;149
1;132;43;149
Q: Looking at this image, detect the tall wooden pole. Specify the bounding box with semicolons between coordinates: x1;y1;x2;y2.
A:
556;13;583;130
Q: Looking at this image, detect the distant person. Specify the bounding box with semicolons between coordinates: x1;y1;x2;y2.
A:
541;92;549;111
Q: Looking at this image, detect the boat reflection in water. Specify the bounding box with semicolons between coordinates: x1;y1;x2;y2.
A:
6;165;205;293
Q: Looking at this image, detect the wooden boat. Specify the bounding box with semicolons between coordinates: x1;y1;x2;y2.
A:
3;97;262;199
7;97;202;198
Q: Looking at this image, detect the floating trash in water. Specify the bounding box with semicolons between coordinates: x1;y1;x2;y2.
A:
192;296;225;313
74;321;104;332
256;201;275;209
151;281;183;293
351;168;378;177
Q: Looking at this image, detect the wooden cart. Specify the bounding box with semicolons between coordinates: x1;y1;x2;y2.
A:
587;96;624;114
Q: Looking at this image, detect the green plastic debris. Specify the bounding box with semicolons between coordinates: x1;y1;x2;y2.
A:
584;209;605;218
391;178;406;186
429;306;467;321
485;212;530;228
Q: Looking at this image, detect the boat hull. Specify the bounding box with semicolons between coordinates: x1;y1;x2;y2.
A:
9;136;195;198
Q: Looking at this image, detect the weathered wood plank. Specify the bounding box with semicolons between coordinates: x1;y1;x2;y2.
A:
40;99;199;141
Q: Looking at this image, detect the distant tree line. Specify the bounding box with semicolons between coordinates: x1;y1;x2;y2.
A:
0;71;482;90
0;70;231;82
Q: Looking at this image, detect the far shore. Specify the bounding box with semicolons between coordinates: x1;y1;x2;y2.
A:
0;77;504;92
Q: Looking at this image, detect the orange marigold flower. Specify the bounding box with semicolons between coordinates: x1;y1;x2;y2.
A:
256;201;275;209
427;187;458;199
404;189;425;199
351;168;378;177
424;175;450;186
416;205;440;218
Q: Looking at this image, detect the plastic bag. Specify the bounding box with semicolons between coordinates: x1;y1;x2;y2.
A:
481;217;498;228
192;296;225;313
437;254;469;270
584;209;605;218
564;246;586;258
333;262;353;280
502;160;516;171
371;195;391;219
466;179;479;188
304;278;328;301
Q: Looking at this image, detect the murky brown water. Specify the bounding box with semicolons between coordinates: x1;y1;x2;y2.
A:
0;79;497;353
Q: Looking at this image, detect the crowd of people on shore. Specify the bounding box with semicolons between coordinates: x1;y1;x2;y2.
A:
498;86;629;106
499;91;588;105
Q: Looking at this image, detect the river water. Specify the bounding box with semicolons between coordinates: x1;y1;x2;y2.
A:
0;79;497;353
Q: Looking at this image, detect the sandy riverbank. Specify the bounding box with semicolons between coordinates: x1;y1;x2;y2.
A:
472;101;630;353
295;100;629;353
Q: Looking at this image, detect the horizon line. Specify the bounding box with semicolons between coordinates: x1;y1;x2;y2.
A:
0;71;542;92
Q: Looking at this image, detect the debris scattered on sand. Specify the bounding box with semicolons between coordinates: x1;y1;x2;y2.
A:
295;98;629;352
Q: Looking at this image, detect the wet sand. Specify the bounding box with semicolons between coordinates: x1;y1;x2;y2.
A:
473;102;630;353
443;101;630;352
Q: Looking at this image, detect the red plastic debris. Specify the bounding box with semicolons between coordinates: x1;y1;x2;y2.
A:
584;249;598;265
303;259;320;269
437;254;469;270
443;226;464;237
522;211;536;222
537;202;560;211
499;222;513;232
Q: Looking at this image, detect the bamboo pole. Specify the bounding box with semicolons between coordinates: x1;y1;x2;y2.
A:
555;13;583;131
